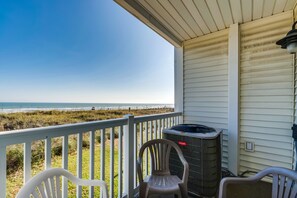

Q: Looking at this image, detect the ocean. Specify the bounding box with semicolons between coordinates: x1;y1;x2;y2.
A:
0;102;173;113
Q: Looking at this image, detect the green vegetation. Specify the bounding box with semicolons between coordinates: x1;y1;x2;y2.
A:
1;108;172;197
0;108;173;131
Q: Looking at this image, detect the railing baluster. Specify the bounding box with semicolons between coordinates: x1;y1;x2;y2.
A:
153;120;157;140
150;121;153;141
139;121;143;183
89;131;95;198
100;129;105;198
133;124;137;187
118;126;123;198
145;121;148;175
77;132;83;197
62;135;69;198
24;142;31;183
0;146;6;198
45;137;51;169
149;121;153;174
167;118;169;129
140;122;143;146
158;119;164;139
110;127;114;198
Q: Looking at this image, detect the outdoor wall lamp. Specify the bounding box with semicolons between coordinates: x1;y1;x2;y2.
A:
276;21;297;54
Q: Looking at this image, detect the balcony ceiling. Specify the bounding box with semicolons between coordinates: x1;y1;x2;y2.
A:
115;0;297;47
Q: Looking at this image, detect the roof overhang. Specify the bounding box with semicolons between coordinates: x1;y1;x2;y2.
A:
114;0;183;47
114;0;297;47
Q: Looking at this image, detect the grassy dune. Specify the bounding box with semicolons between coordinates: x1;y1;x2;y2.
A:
0;108;173;132
1;108;173;197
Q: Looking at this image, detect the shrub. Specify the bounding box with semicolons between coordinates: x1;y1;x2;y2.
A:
52;145;63;156
82;140;90;148
96;135;101;143
6;149;23;174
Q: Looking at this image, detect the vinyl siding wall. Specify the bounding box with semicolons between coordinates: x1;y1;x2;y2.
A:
182;11;295;172
183;29;229;168
240;12;294;172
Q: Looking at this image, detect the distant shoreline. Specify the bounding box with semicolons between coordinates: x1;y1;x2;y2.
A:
0;102;173;113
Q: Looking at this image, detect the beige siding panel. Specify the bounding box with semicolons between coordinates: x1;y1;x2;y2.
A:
240;13;294;173
184;29;229;168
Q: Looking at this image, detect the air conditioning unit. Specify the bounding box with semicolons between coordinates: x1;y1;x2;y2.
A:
163;124;222;197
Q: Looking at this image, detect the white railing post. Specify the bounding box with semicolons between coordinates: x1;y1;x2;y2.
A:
123;114;135;198
24;142;32;183
62;135;69;198
45;137;51;169
0;145;6;198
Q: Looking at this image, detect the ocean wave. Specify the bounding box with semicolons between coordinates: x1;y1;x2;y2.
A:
0;104;173;113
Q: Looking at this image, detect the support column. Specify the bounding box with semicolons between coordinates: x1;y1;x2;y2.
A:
228;23;240;175
123;114;135;197
174;47;184;118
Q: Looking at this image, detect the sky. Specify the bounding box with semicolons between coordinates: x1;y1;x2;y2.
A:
0;0;174;104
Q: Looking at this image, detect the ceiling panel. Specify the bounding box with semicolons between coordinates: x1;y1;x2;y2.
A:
206;0;226;30
170;0;203;36
193;0;218;32
157;0;197;38
116;0;297;45
183;0;210;34
242;0;252;22
285;0;297;11
263;0;277;17
274;0;289;14
229;0;243;23
141;0;191;40
217;0;234;26
137;0;184;40
253;0;264;20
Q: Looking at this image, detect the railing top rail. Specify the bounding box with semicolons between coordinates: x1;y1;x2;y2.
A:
0;118;128;146
0;112;182;146
134;112;182;123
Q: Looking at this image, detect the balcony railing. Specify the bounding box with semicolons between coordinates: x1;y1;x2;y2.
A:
0;112;182;197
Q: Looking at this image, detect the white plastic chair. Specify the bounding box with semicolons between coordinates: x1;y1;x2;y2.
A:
219;166;297;198
16;168;108;198
137;139;189;198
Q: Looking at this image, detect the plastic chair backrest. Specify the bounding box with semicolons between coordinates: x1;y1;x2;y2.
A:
219;167;297;198
16;168;108;198
138;139;185;176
